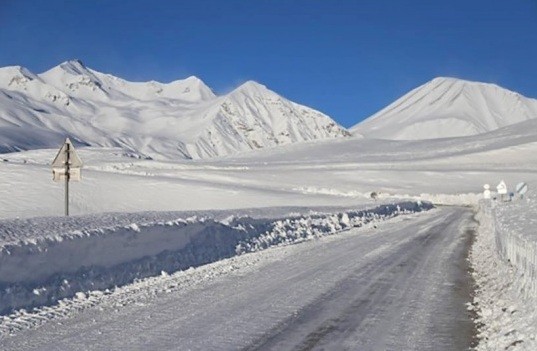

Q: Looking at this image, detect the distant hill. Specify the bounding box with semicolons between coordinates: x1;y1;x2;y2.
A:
351;77;537;140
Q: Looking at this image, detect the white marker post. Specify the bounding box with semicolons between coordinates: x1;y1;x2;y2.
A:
483;184;491;199
52;138;83;216
496;180;508;202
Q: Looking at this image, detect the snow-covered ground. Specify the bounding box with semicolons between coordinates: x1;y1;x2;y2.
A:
3;118;537;219
0;201;430;315
1;102;537;349
0;206;475;351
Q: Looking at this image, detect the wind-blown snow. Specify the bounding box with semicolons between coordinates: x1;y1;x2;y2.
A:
351;77;537;140
0;60;348;159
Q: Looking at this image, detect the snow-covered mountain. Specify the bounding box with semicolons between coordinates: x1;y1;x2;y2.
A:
0;60;349;159
351;77;537;140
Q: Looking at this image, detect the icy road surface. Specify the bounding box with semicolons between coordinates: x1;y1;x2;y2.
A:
1;207;475;351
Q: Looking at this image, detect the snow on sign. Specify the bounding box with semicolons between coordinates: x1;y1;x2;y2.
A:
51;138;83;216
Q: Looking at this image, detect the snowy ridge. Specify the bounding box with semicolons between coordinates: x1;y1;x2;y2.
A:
351;77;537;140
0;60;348;159
0;202;432;316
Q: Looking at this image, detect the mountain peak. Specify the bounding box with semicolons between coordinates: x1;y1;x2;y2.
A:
0;65;37;79
351;78;537;140
429;76;458;84
58;59;90;75
164;75;215;101
183;75;203;83
230;80;271;97
0;66;39;90
165;75;208;87
239;80;267;89
427;76;505;90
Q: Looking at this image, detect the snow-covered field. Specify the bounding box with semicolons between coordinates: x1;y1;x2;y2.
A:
3;116;537;219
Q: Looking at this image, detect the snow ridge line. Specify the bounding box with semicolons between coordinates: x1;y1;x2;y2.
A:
0;202;432;318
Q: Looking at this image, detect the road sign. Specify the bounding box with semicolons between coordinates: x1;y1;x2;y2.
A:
52;138;83;216
53;167;81;181
52;138;83;171
516;182;528;198
496;180;507;195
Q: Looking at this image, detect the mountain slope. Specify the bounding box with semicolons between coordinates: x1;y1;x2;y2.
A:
0;60;348;159
351;77;537;140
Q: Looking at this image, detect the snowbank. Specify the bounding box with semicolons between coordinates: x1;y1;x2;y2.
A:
0;201;432;315
381;192;481;206
494;195;537;297
471;197;537;350
293;186;481;206
416;192;482;206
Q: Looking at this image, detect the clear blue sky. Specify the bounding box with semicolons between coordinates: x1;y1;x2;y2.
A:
1;0;536;127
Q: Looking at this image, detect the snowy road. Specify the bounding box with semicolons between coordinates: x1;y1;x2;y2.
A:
1;207;476;351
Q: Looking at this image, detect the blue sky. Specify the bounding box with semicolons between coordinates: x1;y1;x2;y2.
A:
1;0;536;127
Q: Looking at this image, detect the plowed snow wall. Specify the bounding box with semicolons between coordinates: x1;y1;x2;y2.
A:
489;202;537;297
0;202;432;314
